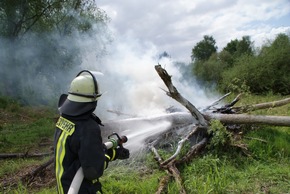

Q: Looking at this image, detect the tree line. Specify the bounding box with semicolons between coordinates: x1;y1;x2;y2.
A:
190;33;290;95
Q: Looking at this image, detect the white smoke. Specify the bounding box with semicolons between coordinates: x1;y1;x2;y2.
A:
0;18;215;117
79;30;216;121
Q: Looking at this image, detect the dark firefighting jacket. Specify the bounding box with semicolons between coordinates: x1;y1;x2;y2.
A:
54;112;114;194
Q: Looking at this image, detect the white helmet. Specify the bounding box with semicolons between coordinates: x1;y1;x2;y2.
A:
68;70;103;102
58;70;103;116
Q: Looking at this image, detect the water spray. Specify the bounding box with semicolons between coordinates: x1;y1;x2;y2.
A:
68;133;128;194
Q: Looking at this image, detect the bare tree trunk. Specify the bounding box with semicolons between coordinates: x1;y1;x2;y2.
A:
232;98;290;113
204;113;290;126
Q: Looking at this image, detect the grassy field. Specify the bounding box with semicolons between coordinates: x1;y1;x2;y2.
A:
0;94;289;193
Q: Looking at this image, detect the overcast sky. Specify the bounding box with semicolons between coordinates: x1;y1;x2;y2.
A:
97;0;290;62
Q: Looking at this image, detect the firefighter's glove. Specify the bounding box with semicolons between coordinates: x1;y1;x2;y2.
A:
105;148;117;161
116;147;130;160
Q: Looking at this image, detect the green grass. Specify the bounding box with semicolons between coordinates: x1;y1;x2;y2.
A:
0;97;56;193
2;183;56;194
0;94;289;193
246;126;290;159
0;118;55;153
182;153;289;193
0;158;40;177
0;97;56;153
101;165;165;194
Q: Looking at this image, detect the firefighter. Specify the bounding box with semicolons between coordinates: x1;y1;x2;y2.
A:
54;70;130;194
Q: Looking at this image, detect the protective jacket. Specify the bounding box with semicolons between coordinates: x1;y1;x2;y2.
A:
54;111;113;194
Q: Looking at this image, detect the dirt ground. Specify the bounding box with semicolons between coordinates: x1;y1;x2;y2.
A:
0;158;55;193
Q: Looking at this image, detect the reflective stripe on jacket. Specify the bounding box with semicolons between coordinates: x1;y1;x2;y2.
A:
54;113;108;194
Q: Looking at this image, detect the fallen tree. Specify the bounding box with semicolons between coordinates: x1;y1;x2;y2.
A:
154;64;290;127
151;64;290;194
204;113;290;126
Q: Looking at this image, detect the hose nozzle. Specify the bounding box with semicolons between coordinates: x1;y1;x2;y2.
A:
107;133;128;148
119;135;128;144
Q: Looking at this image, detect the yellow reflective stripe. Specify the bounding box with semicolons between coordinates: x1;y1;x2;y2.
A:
55;131;69;194
105;154;110;160
112;149;116;161
104;154;111;169
55;117;75;193
55;132;64;194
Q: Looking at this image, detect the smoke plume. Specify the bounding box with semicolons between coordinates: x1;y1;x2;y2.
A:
0;20;215;119
80;32;216;120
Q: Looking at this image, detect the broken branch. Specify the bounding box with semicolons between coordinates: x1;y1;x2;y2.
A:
202;92;231;111
150;146;186;194
176;137;208;165
155;64;207;126
161;126;199;166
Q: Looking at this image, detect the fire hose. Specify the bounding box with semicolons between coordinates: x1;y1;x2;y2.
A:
68;133;128;194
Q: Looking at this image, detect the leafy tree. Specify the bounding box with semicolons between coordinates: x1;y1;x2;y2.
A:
0;0;56;40
219;54;257;93
193;52;229;86
223;36;253;55
0;0;109;39
0;0;110;105
222;36;253;66
191;35;217;61
236;36;253;56
256;33;290;94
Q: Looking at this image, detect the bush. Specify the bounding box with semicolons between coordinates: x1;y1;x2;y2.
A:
193;52;231;86
219;33;290;95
